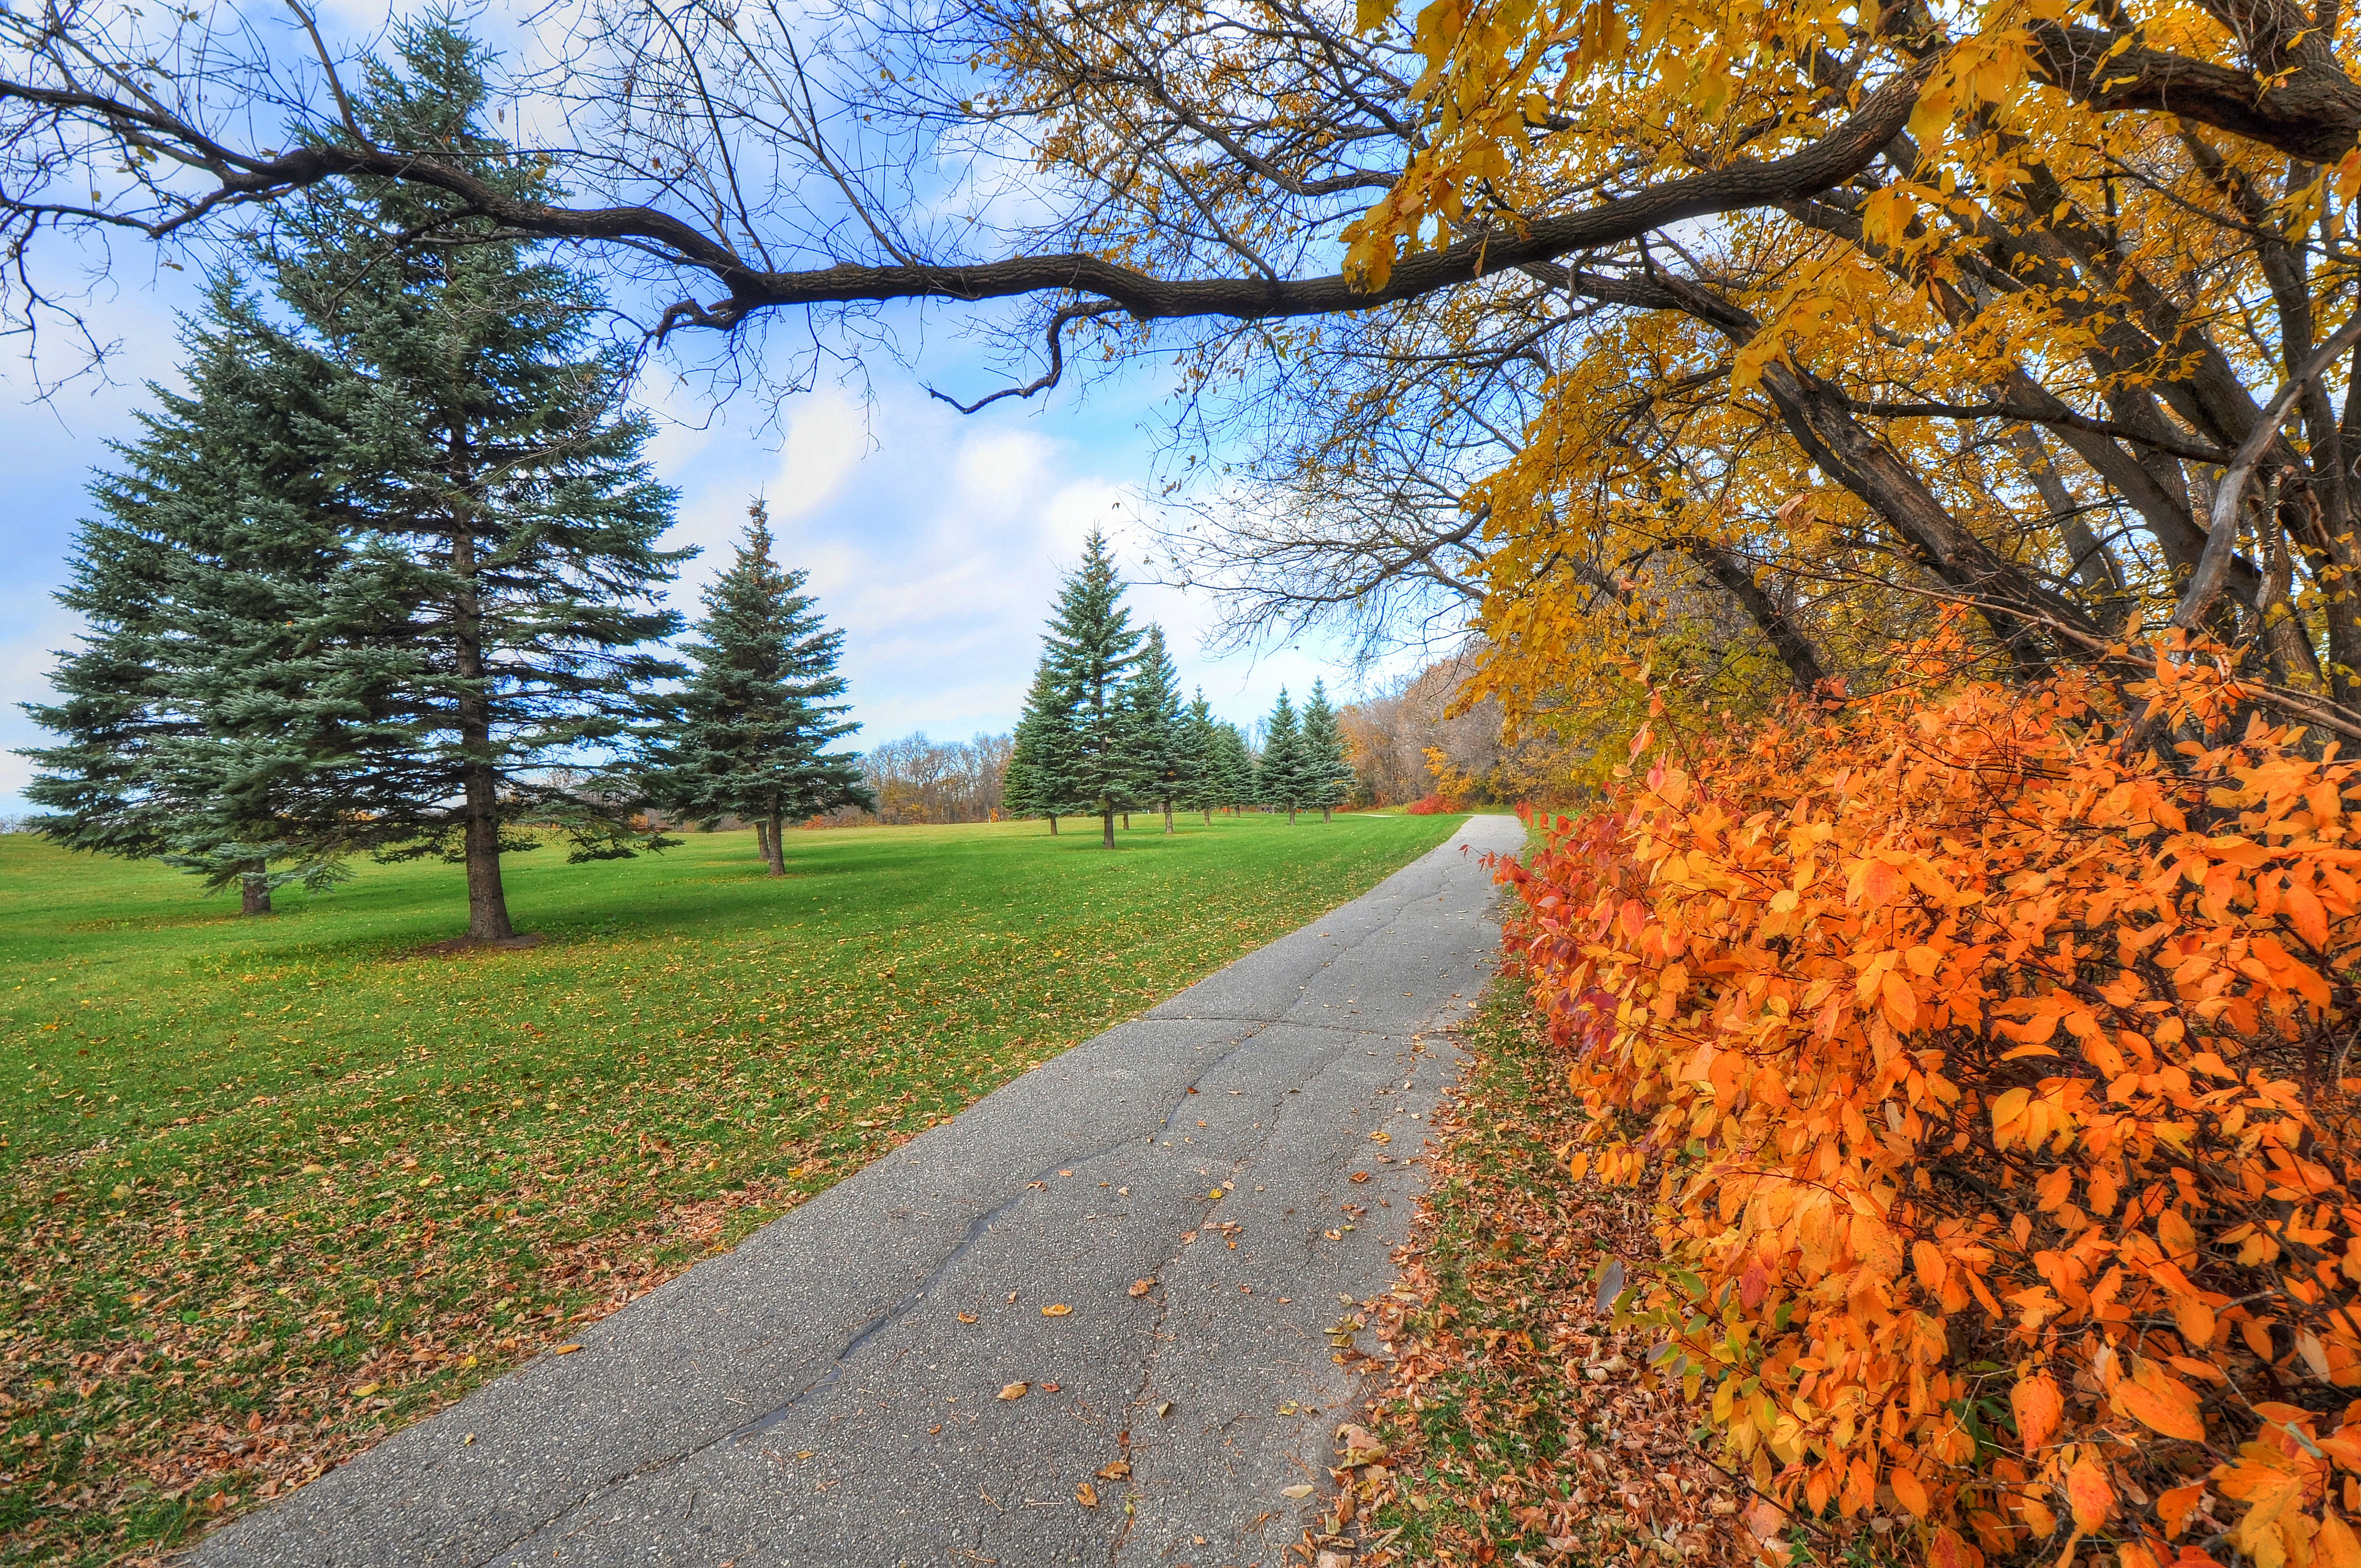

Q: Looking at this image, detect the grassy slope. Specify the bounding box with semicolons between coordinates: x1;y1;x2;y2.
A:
0;810;1461;1565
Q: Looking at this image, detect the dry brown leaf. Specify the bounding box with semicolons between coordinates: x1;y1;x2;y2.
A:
956;1311;978;1324
998;1382;1029;1401
1097;1460;1131;1480
1129;1278;1155;1297
1076;1482;1098;1507
1041;1303;1071;1316
1349;1171;1372;1183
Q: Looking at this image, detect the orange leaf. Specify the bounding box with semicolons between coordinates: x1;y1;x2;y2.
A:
2320;1511;2361;1568
2066;1455;2114;1531
1891;1464;1931;1519
2157;1482;2205;1538
2115;1364;2206;1441
2012;1372;2062;1453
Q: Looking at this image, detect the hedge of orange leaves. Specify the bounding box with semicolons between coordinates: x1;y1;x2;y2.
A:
1503;637;2361;1568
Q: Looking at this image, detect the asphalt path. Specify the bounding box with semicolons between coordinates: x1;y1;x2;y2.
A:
192;813;1525;1568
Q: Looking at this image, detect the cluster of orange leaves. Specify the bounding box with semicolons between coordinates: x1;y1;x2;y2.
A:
1502;635;2361;1568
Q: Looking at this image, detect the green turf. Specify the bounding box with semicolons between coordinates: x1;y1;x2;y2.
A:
0;809;1464;1564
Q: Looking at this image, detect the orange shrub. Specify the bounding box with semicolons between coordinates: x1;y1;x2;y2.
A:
1405;793;1455;815
1503;637;2361;1567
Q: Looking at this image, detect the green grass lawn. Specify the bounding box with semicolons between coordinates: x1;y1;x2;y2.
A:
0;810;1464;1565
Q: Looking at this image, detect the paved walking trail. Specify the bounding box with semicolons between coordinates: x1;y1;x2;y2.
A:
194;814;1524;1568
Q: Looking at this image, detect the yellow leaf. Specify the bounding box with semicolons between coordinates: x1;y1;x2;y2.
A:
999;1381;1030;1400
1042;1303;1072;1316
350;1382;380;1399
551;1344;582;1355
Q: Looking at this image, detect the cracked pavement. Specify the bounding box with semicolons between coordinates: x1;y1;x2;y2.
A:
191;814;1522;1568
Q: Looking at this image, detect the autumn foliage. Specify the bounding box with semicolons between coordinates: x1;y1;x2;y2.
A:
1503;636;2361;1566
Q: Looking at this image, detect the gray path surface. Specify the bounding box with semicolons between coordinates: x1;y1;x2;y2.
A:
193;814;1524;1568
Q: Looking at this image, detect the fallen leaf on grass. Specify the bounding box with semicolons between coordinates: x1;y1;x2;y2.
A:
1076;1482;1098;1507
1129;1279;1155;1297
350;1382;380;1398
1282;1484;1315;1498
1042;1303;1071;1316
550;1344;582;1355
999;1382;1030;1400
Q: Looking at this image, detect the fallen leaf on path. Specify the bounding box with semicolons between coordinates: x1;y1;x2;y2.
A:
1076;1482;1098;1507
1325;1229;1342;1240
1058;1170;1073;1178
1157;1401;1174;1418
1042;1303;1071;1316
1097;1460;1131;1480
1129;1279;1155;1297
1368;1131;1391;1144
1041;1382;1061;1392
1282;1484;1315;1498
958;1311;978;1324
998;1382;1029;1401
551;1344;582;1355
1349;1172;1370;1183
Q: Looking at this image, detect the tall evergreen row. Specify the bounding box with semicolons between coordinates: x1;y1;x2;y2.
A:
1003;532;1351;845
19;25;865;935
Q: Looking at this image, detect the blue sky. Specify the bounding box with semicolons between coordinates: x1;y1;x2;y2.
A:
0;279;1378;815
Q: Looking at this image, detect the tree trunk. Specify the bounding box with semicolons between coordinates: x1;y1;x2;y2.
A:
765;806;787;876
240;865;272;917
1287;802;1298;824
1048;812;1059;835
1101;807;1117;849
450;435;515;943
1122;812;1130;830
1163;799;1174;834
755;818;771;861
1202;805;1212;824
1321;805;1332;824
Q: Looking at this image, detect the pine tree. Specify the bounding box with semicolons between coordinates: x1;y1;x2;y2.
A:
22;279;358;914
30;25;690;942
1125;624;1187;834
1004;650;1079;834
1039;530;1143;848
1299;679;1354;823
1258;689;1311;823
1178;691;1220;824
643;503;868;873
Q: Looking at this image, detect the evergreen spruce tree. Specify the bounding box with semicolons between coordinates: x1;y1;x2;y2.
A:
1299;679;1354;823
642;502;869;874
28;25;689;941
1124;624;1187;834
1040;531;1143;848
1178;691;1220;824
1258;689;1311;823
1004;650;1079;835
1207;722;1254;815
23;279;360;914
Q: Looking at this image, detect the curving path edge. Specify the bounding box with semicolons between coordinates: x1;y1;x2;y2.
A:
192;813;1525;1568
